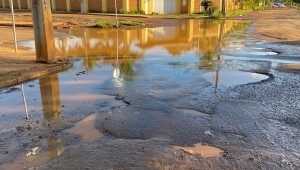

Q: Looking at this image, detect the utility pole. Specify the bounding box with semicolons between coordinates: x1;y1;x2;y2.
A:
222;0;226;16
9;0;18;53
31;0;56;63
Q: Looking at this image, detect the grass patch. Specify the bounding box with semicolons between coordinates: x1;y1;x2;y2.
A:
95;20;116;28
126;10;145;14
227;9;253;17
96;20;143;28
210;13;224;19
119;21;143;26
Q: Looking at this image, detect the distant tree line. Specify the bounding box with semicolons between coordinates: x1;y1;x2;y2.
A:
233;0;271;9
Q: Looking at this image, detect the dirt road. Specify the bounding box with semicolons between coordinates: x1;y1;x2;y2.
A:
0;8;300;170
232;8;300;44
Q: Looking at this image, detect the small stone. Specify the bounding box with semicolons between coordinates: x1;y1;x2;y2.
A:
16;126;25;132
204;130;214;137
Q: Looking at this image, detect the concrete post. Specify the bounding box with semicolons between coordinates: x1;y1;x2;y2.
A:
82;0;88;13
102;0;107;12
123;0;129;12
2;0;5;8
66;0;71;12
31;0;56;63
17;0;21;9
51;0;56;11
188;0;194;14
27;0;32;10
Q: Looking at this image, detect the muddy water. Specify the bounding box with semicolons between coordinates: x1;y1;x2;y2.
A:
0;20;273;169
173;143;223;158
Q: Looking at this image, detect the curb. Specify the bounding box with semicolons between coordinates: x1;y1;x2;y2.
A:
0;60;73;89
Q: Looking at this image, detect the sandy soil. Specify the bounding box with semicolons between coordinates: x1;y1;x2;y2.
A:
232;8;300;44
0;26;72;88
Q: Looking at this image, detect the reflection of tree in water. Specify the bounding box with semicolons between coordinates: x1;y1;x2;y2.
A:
95;38;143;79
195;36;222;70
200;20;224;30
165;45;194;56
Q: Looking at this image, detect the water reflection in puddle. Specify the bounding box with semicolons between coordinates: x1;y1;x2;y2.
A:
202;69;269;87
173;143;223;158
0;19;266;168
1;136;64;170
65;113;102;143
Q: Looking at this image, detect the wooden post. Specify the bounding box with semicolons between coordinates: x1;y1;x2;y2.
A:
31;0;56;63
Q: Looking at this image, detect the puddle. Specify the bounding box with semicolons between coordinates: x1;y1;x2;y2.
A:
0;20;254;128
202;69;269;87
1;137;64;170
65;113;102;143
249;51;278;56
0;19;274;168
173;143;223;158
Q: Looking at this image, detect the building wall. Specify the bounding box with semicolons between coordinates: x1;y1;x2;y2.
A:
0;0;240;14
107;0;122;13
12;0;19;9
194;0;201;13
70;0;81;11
20;0;28;9
129;0;139;11
56;0;67;11
88;0;102;12
180;0;188;13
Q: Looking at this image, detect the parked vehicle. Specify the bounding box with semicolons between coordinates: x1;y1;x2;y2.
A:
273;3;286;8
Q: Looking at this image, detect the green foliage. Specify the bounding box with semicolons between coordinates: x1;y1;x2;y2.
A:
95;20;116;28
234;0;268;9
127;10;145;14
119;21;143;26
227;9;253;17
252;6;263;10
210;13;224;19
194;11;211;15
201;0;218;14
96;20;143;28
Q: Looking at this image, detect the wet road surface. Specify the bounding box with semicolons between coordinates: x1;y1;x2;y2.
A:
0;19;300;169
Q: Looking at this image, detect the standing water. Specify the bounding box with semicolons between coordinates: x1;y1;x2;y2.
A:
0;20;270;169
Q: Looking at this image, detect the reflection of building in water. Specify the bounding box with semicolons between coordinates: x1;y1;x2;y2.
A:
52;20;249;73
39;74;61;120
54;20;241;57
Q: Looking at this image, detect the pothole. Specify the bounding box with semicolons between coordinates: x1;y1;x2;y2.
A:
202;69;269;87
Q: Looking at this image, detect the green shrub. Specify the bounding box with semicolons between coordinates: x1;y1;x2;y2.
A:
96;20;143;28
252;6;263;10
119;21;143;26
95;20;116;28
127;10;145;14
211;13;224;19
227;9;253;17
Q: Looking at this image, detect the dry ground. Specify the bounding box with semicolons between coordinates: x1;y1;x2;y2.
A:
0;26;72;88
232;8;300;44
